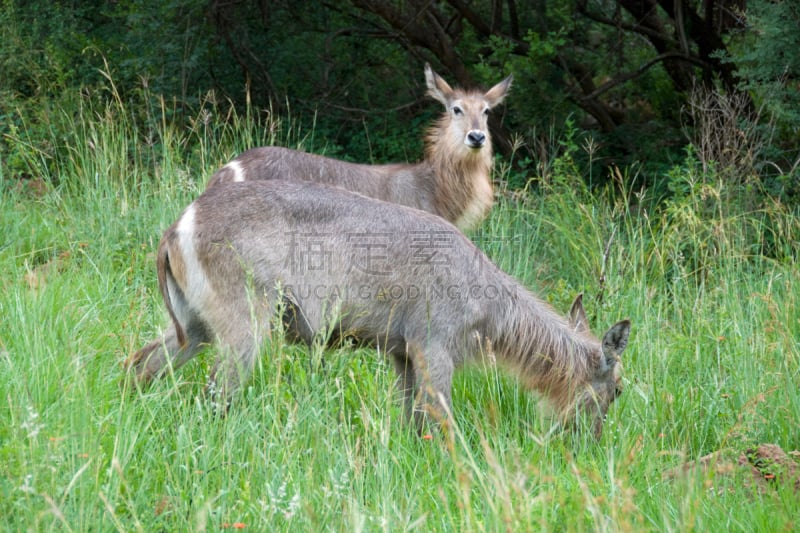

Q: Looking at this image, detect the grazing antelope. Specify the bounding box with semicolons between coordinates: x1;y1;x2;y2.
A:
205;64;512;232
127;180;631;438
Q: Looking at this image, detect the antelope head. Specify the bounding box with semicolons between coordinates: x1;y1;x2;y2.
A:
424;64;512;152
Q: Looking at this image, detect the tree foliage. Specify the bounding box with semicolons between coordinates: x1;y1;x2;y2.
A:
728;1;800;135
1;0;798;196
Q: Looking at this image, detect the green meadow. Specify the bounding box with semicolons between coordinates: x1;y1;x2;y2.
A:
1;93;798;532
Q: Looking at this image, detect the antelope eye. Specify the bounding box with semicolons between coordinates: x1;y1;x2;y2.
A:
452;106;463;116
482;108;490;116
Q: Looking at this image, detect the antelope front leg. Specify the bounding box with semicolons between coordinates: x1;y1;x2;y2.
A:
408;343;454;432
391;352;416;422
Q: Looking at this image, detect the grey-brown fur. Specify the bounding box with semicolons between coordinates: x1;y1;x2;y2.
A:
204;64;512;232
126;180;630;437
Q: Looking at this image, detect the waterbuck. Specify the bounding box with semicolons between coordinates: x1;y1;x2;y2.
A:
204;64;512;232
126;180;631;438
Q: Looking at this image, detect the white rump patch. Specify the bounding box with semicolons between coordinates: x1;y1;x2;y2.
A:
176;205;209;302
226;160;246;182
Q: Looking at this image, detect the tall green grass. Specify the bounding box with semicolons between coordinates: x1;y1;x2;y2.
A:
1;93;798;532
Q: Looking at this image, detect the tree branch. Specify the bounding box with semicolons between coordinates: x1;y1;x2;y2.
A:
584;51;710;101
576;0;681;49
445;0;492;36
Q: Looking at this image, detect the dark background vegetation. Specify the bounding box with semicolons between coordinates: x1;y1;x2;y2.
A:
1;0;798;198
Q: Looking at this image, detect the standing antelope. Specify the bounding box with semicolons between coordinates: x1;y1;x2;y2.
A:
126;180;631;438
205;64;512;232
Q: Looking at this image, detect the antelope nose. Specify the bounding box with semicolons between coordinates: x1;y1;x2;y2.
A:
466;131;486;147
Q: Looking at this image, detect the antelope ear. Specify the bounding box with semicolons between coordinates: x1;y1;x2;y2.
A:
601;320;631;365
425;63;454;104
484;74;513;108
568;294;590;334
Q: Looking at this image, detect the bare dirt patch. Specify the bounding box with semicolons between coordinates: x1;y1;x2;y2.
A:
664;443;800;495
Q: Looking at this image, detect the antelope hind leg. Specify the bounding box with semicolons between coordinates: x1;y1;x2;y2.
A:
203;300;272;412
124;320;209;385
